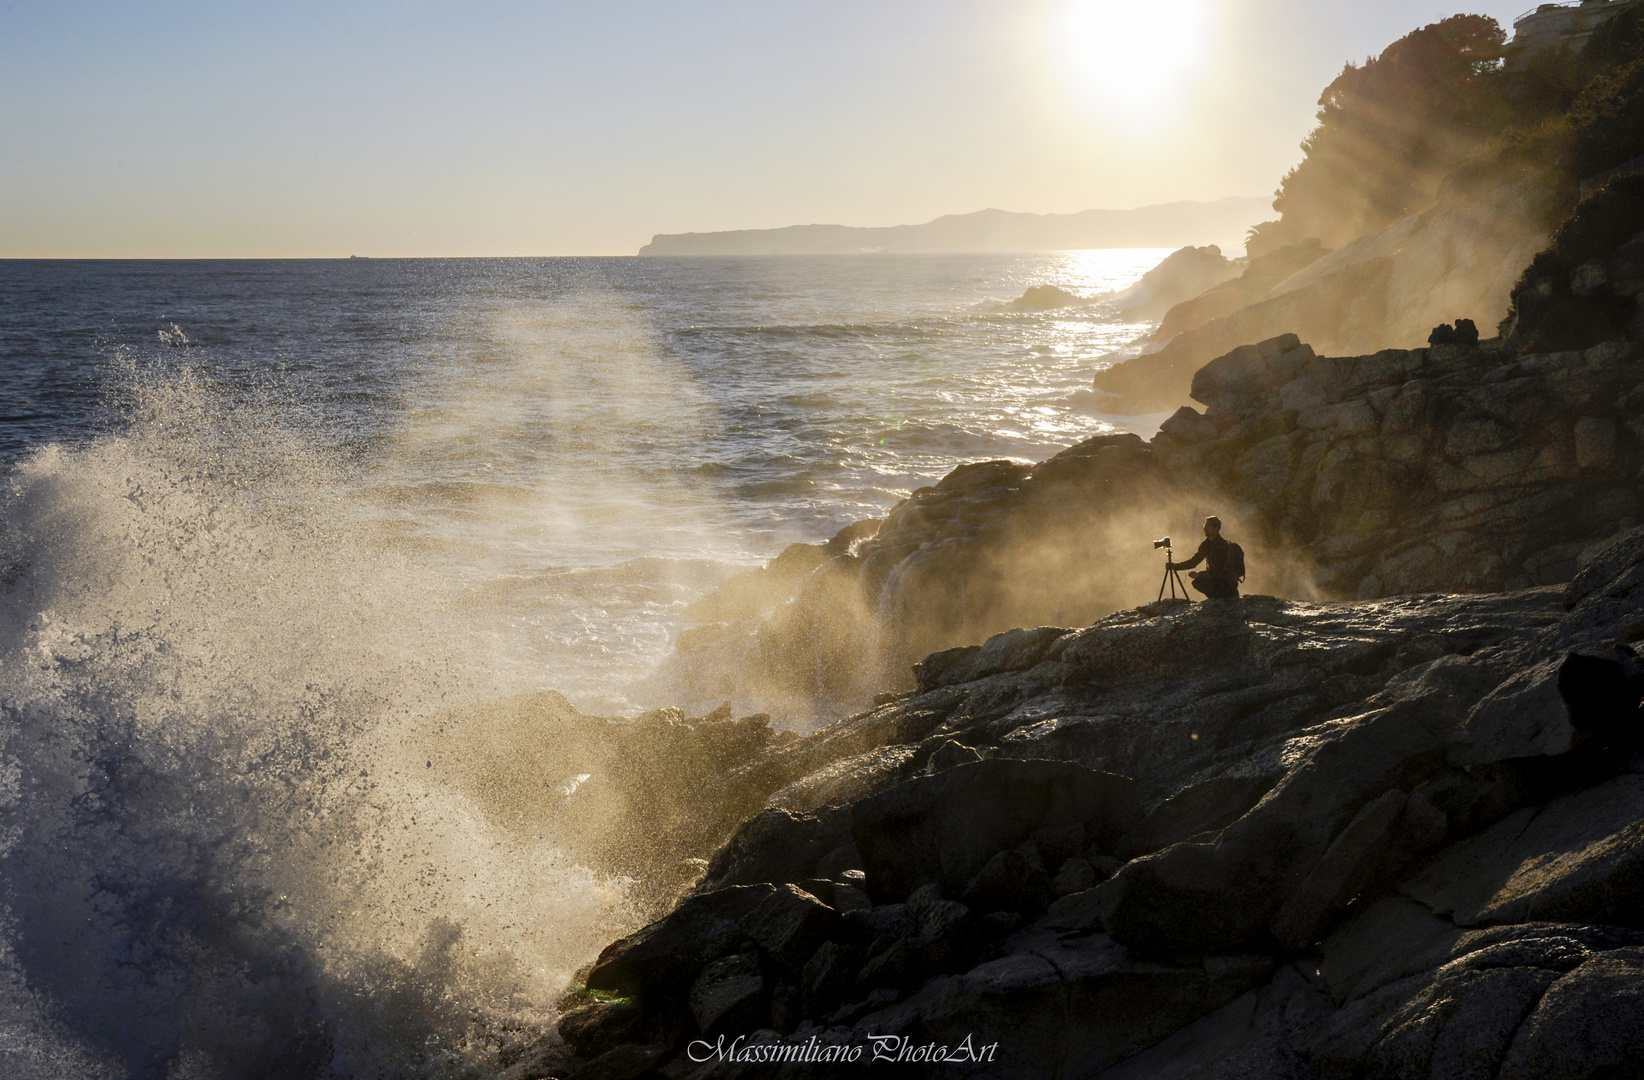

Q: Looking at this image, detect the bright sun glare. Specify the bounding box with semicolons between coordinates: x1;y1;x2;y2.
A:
1055;0;1214;126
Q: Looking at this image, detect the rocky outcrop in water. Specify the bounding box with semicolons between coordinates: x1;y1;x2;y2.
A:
1105;244;1242;322
662;330;1644;721
537;519;1644;1079
993;245;1240;318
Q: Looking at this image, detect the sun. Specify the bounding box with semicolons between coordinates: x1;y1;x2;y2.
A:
1053;0;1215;126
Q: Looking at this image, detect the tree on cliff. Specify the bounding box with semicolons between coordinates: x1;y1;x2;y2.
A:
1248;15;1507;256
1564;6;1644;176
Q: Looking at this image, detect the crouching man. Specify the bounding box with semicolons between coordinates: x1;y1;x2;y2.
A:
1168;516;1243;599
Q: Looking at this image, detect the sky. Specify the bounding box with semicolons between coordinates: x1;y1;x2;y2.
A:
0;0;1542;257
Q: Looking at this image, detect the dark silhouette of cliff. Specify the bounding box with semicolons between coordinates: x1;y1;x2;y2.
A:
637;199;1269;257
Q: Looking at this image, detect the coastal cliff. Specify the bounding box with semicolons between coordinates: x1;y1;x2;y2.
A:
637;199;1268;257
525;521;1644;1079
655;329;1644;721
1088;175;1555;413
520;13;1644;1077
489;322;1644;1079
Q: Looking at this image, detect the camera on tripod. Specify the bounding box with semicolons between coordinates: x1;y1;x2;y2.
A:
1154;537;1189;602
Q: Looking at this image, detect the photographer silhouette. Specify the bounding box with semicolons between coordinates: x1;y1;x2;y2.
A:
1166;516;1244;599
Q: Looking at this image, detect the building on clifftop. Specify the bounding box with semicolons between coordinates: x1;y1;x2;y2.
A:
1506;0;1642;67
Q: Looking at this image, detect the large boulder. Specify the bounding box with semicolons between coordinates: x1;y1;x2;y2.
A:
697;807;852;891
849;759;1139;902
1061;600;1256;691
1451;649;1644;766
1303;924;1644;1080
854;930;1273;1079
1498;945;1644;1080
583;885;776;997
1100;655;1503;955
1398;773;1644;927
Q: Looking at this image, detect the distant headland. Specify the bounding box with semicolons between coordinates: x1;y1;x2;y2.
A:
637;196;1270;257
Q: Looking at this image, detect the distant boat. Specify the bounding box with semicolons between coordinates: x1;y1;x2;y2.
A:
349;254;370;260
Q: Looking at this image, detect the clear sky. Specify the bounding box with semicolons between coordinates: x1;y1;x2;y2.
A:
0;1;1539;257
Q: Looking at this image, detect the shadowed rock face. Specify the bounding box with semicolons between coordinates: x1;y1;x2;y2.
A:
664;331;1644;720
543;522;1644;1079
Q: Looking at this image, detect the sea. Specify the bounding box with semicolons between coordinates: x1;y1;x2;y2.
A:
0;251;1166;1078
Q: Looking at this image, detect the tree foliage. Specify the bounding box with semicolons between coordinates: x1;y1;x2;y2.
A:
1250;15;1507;255
1247;7;1644;260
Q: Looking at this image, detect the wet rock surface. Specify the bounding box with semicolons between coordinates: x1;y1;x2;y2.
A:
543;519;1644;1078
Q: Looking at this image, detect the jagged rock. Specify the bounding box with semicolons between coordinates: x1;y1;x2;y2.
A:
1498;946;1644;1079
1398;773;1644;927
1151;240;1331;343
1452;648;1644;766
584;885;775;996
764;745;915;814
557;996;652;1061
688;953;767;1037
1000;284;1089;311
743;885;843;973
915;625;1070;691
852;930;1274;1079
1121;773;1276;856
842;902;915;943
1302;925;1644;1080
566;1043;671;1080
1094;963;1333;1080
962;843;1054;915
907;883;974;940
1270;789;1409;951
815;843;864;880
799;941;865;1017
1565;523;1644;606
828;884;871;915
1100;655;1497;955
1109;244;1242;321
1053;857;1098;897
849;758;1138;902
697;807;852;891
855;934;956;991
1318;897;1464;1007
922;739;984;775
1061;600;1256;690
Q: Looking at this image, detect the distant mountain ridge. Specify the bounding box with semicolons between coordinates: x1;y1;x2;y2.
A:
638;196;1270;256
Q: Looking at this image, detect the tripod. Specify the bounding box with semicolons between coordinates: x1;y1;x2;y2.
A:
1158;547;1190;602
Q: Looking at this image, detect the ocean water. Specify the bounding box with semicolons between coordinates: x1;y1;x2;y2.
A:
0;251;1165;1077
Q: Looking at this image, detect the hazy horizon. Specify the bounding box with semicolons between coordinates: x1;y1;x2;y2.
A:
2;1;1541;258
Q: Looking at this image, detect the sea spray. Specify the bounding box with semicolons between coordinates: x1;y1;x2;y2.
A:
0;361;639;1078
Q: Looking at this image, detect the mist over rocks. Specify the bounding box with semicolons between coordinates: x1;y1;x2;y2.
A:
548;331;1644;1073
656;328;1644;723
1091;175;1554;414
543;522;1644;1078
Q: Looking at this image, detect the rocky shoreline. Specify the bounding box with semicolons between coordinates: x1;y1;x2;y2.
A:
492;293;1644;1077
519;516;1644;1078
484;313;1644;1078
504;15;1644;1076
654;328;1644;725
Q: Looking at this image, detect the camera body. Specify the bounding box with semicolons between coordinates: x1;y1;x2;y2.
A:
1153;537;1172;550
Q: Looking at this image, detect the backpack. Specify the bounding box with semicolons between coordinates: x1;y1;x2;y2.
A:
1227;541;1246;582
